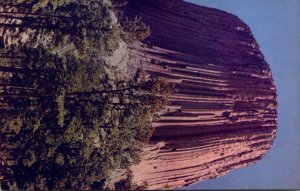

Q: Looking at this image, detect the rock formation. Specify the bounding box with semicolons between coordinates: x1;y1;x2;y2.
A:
0;0;277;190
125;0;277;189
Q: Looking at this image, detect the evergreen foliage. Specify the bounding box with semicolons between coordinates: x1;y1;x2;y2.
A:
0;0;172;190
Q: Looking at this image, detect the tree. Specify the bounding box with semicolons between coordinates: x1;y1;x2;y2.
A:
1;45;173;190
120;16;151;43
0;0;172;190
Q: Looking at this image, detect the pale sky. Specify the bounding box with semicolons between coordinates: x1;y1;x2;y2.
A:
184;0;300;189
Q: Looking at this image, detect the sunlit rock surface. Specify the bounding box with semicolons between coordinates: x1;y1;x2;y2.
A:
125;0;277;189
0;0;277;189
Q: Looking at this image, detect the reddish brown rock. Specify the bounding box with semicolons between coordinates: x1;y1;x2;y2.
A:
125;0;277;189
0;0;277;189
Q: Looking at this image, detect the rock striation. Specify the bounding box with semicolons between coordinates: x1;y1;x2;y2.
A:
0;0;277;189
125;0;277;189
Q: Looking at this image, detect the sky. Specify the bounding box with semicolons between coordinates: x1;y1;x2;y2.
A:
184;0;300;189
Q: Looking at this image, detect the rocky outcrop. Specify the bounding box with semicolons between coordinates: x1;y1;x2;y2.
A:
125;0;277;189
0;0;277;189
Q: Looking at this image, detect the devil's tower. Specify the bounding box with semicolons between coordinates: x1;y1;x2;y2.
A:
125;0;277;189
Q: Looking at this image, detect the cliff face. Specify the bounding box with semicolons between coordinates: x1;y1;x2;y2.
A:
125;0;277;189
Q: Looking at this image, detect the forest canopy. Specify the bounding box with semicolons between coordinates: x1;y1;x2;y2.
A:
0;0;173;190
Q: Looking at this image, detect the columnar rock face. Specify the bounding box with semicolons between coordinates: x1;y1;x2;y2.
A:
125;0;277;189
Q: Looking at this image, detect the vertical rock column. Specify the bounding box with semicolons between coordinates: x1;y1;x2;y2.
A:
125;0;277;189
